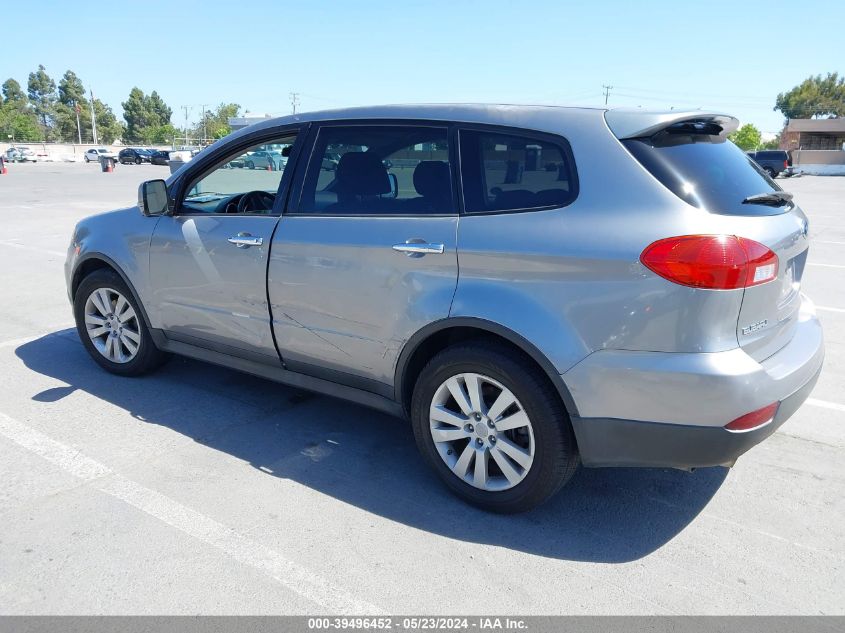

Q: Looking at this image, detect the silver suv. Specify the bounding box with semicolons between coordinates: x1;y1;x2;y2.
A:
64;105;824;512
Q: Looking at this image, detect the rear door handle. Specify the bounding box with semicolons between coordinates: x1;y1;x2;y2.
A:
228;233;263;248
392;242;445;255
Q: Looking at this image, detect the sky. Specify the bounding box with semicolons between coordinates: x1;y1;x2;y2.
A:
3;0;842;134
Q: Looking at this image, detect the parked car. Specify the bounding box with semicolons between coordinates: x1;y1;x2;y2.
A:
84;148;117;163
243;149;286;170
747;150;793;178
119;148;152;165
149;150;170;166
5;146;37;162
65;105;823;513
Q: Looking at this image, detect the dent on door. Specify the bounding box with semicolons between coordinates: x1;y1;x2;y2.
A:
267;215;459;385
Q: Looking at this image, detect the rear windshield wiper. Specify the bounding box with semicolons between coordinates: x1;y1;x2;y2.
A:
742;191;794;207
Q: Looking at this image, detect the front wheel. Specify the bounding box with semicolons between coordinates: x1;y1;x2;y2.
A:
74;269;168;376
411;342;579;513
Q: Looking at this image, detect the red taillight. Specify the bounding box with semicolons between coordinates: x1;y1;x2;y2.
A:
641;235;778;290
725;402;779;432
784;160;788;168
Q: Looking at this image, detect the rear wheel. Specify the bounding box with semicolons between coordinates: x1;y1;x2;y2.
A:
135;156;141;165
246;160;255;170
73;270;168;376
765;167;777;178
411;342;578;513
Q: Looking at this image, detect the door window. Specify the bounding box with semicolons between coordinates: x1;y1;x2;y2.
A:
297;125;454;215
180;135;296;215
459;129;577;213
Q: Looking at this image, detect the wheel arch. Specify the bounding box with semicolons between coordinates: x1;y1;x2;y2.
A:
71;254;155;333
394;317;580;420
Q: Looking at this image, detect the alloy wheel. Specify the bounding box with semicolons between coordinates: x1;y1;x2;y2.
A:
84;288;141;364
429;372;535;491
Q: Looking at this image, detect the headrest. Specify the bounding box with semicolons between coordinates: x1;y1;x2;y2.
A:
413;161;450;198
336;152;390;196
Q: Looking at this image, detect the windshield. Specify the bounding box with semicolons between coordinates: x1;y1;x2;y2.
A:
622;132;787;216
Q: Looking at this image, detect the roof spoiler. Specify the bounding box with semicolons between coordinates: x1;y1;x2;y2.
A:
604;110;739;139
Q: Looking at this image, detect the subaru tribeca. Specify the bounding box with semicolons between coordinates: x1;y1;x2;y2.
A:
64;105;824;512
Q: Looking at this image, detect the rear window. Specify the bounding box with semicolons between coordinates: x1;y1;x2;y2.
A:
459;129;576;213
622;131;789;216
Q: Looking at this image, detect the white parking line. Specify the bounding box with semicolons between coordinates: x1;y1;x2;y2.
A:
806;263;845;269
806;398;845;413
816;306;845;314
0;410;385;615
814;240;845;246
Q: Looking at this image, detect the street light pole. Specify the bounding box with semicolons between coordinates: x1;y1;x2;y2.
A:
89;88;99;144
74;101;82;145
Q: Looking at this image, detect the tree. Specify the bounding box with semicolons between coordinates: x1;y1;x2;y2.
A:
774;72;845;120
55;70;90;142
93;99;123;144
147;91;172;126
2;79;27;106
122;87;173;143
27;65;57;140
193;103;240;141
728;123;762;151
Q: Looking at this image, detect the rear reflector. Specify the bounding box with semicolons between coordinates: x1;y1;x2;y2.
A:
725;402;779;432
641;235;778;290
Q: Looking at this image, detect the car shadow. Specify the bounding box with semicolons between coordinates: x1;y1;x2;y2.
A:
16;330;728;563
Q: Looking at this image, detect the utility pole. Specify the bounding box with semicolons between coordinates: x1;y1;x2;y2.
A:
89;88;99;144
200;104;210;145
181;105;192;148
602;85;613;105
73;101;82;145
290;92;300;115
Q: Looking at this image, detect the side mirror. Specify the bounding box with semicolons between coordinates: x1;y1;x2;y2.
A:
138;179;169;216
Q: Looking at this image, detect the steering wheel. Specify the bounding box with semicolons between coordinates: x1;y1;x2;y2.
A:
235;190;276;214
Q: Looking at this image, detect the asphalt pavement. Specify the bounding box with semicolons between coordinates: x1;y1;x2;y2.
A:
0;162;842;614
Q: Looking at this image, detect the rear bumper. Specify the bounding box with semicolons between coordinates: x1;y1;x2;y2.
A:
571;364;821;468
565;295;824;468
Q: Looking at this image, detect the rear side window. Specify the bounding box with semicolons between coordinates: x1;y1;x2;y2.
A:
623;132;788;216
755;151;787;161
297;125;454;215
459;129;576;213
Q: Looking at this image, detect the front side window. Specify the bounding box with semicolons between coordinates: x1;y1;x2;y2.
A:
297;125;454;215
180;135;296;215
460;129;576;213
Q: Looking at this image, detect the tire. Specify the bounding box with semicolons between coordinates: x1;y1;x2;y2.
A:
135;156;141;165
85;157;90;163
73;269;168;377
246;161;255;170
765;167;777;178
410;342;579;513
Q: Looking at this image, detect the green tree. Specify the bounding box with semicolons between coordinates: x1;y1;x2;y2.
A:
27;65;58;140
193;103;240;141
728;123;762;151
774;72;845;120
0;105;42;142
93;99;124;144
147;91;172;126
122;87;173;143
55;70;90;142
2;79;27;105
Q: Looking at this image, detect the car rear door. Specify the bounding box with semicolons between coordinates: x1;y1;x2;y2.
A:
268;121;459;389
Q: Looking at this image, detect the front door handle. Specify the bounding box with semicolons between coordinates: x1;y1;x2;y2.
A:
392;241;445;255
228;233;263;248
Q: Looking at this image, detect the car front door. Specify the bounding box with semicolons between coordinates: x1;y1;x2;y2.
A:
268;122;459;390
147;129;302;363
